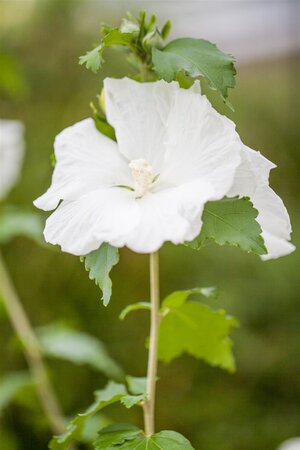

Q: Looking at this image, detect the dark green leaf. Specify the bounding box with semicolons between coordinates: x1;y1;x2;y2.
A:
186;197;267;255
37;323;124;380
94;423;141;449
81;243;120;306
0;207;43;244
152;38;236;102
102;430;195;449
119;302;151;320
158;290;239;372
49;382;127;450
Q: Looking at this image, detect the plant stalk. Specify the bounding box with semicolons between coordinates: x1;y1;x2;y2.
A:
0;250;66;435
143;251;161;436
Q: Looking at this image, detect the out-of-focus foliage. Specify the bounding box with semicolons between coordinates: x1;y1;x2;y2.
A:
0;1;299;450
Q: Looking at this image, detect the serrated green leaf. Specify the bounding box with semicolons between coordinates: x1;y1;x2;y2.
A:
49;382;127;450
120;394;146;408
0;372;33;414
37;323;124;380
126;376;147;395
152;38;236;102
119;302;151;320
79;29;133;73
0;207;43;244
103;430;195;449
159;290;239;372
94;423;141;449
187;197;267;255
162;287;219;309
82;243;120;306
79;45;104;73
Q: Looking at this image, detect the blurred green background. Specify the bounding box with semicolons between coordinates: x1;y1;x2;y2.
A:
0;1;299;449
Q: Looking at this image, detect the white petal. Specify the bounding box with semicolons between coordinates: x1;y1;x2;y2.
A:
43;179;214;255
125;180;215;253
0;119;25;200
157;88;241;198
34;118;130;211
104;78;168;172
43;187;139;256
229;146;295;260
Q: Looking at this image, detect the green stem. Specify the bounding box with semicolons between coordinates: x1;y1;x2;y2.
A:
143;251;161;436
0;250;66;435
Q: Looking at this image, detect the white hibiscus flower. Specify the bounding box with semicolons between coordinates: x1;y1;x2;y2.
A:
277;438;300;450
0;119;25;201
34;78;294;258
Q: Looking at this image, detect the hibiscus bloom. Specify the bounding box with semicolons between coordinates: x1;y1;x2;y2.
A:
0;119;25;201
34;78;294;259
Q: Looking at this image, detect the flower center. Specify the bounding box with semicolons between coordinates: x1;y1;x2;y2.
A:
129;159;155;198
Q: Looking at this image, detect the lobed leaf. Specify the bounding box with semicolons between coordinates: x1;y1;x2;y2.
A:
152;37;236;103
49;382;127;450
95;429;195;449
81;243;120;306
79;30;133;73
186;197;267;255
158;290;239;372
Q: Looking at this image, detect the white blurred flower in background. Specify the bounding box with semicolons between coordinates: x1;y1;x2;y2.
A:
0;119;25;201
277;438;300;450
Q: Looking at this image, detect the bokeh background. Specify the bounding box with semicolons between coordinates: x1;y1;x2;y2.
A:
0;1;299;449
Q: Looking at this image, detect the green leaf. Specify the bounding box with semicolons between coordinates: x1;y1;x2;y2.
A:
94;423;141;449
152;38;236;102
186;197;267;255
119;302;151;320
79;29;133;73
98;430;195;449
126;376;147;395
120;394;146;409
79;45;103;73
0;372;33;414
94;116;116;141
49;382;127;450
81;243;120;306
37;323;124;380
158;290;239;372
0;207;43;244
120;376;148;409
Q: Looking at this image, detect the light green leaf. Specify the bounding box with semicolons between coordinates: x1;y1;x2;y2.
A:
152;37;236;102
79;45;103;73
119;302;151;320
162;287;219;309
126;376;147;395
49;382;127;450
186;197;267;255
158;290;239;372
120;376;148;409
0;208;43;244
101;430;195;449
120;394;146;408
0;372;33;414
79;29;133;73
94;423;141;449
82;243;120;306
37;323;124;380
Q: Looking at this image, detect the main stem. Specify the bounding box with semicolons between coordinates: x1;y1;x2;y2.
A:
0;251;66;435
143;251;160;436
